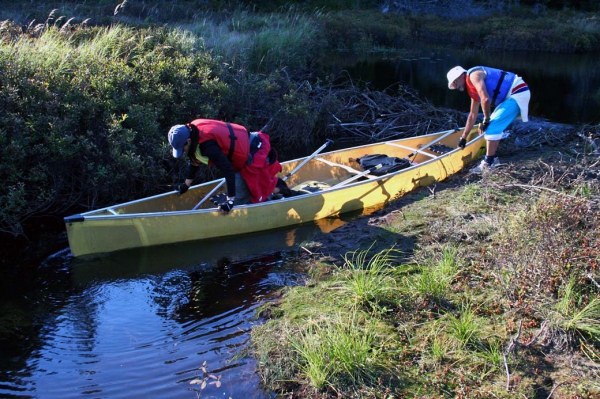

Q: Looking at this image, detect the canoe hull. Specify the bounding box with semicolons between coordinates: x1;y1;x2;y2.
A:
65;128;485;257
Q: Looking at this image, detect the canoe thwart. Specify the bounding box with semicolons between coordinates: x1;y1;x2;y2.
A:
331;164;381;188
282;139;334;182
192;179;225;210
314;157;369;176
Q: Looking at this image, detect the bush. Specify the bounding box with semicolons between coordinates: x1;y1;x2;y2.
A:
0;24;227;236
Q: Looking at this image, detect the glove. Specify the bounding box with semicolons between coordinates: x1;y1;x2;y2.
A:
480;119;491;132
457;137;467;149
276;178;292;197
218;199;234;213
177;183;189;194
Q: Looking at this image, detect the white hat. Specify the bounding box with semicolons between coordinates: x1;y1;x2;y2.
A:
447;66;467;89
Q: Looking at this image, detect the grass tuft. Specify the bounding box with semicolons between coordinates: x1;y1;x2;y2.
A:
338;245;400;308
445;303;479;348
404;246;459;301
289;309;392;389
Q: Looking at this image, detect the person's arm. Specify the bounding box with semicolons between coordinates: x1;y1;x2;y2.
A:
462;98;481;140
200;140;236;200
175;161;198;195
184;163;199;188
470;69;491;129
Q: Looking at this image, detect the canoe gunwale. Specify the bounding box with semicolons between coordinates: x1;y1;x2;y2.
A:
65;127;486;256
71;127;466;219
68;141;464;222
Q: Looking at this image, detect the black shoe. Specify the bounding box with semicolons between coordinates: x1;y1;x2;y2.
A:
210;193;227;205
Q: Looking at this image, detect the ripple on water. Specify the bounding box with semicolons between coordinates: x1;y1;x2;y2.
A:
0;250;301;399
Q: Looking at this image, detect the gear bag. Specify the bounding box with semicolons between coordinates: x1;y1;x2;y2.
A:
355;154;411;176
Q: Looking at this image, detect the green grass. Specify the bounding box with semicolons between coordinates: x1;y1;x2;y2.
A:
289;309;390;388
550;277;600;350
445;303;479;348
253;283;399;394
404;246;459;301
288;322;332;389
338;246;400;308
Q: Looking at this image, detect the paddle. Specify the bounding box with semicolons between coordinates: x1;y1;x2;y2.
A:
282;139;334;182
331;164;382;188
192;179;225;210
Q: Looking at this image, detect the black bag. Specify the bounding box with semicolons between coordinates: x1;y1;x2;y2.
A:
355;154;411;176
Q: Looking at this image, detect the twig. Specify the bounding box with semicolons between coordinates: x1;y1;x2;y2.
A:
576;131;599;154
504;320;523;391
522;320;548;347
427;184;436;198
546;380;568;399
587;273;600;290
301;246;313;255
503;352;511;392
503;183;577;199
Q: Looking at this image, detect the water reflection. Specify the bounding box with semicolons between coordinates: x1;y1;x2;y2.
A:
0;214;367;399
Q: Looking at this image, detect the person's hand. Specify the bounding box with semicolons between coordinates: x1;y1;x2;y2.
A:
218;199;234;213
457;137;467;149
480;119;490;132
177;183;189;194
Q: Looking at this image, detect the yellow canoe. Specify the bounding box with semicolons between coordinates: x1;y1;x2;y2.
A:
64;126;484;257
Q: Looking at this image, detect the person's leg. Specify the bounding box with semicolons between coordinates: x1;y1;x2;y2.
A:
234;173;251;205
482;98;520;164
487;140;500;157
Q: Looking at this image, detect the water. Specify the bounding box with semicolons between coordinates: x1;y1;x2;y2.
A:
327;46;600;125
0;218;351;399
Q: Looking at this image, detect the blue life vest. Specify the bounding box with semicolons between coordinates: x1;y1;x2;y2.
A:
466;66;515;107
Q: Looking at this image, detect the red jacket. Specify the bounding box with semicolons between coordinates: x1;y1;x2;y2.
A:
191;119;250;171
239;132;281;203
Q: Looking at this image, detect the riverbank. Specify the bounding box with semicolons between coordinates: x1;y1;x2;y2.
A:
251;124;600;398
2;1;600;264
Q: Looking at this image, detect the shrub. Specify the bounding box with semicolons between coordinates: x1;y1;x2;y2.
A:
0;24;226;236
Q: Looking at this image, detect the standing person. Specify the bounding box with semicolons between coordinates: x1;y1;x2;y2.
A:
446;65;531;173
168;119;283;213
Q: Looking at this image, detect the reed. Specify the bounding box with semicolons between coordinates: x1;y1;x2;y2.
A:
185;6;320;73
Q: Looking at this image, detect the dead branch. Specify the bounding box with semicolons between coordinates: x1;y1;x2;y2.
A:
503;319;549;391
504;320;522;391
587;273;600;290
500;183;577;199
576;131;599;154
326;84;464;143
546;379;571;399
